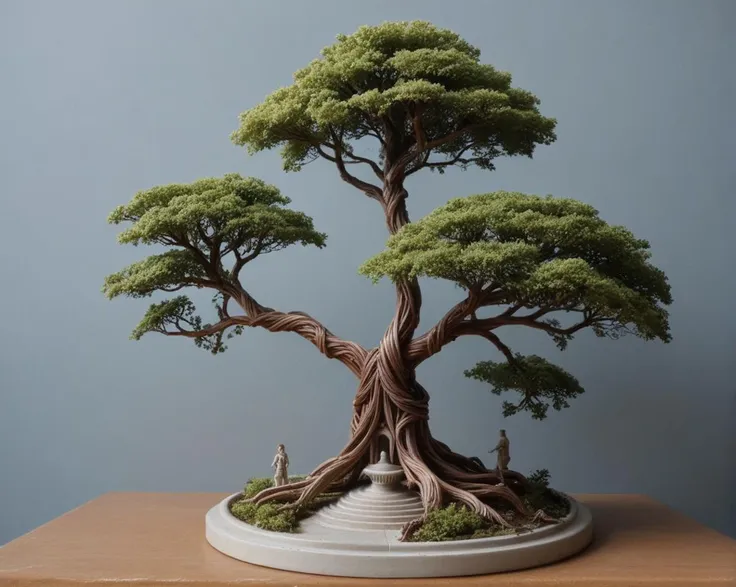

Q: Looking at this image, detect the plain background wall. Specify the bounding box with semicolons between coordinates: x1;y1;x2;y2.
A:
1;0;734;545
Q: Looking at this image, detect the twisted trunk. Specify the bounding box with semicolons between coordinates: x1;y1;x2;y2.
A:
253;346;530;527
251;178;540;534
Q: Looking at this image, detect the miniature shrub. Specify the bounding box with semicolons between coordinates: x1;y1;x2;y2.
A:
523;469;570;518
526;468;551;489
410;504;486;542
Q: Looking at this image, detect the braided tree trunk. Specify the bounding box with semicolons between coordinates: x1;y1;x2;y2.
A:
250;182;538;534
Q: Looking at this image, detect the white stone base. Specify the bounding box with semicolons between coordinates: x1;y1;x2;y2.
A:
205;492;594;578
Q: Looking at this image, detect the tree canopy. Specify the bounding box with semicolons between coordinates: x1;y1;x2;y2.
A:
465;355;585;421
361;191;671;343
105;21;673;423
231;20;556;186
366;191;672;419
103;174;327;347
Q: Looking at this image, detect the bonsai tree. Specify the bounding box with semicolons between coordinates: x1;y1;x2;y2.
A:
105;21;671;530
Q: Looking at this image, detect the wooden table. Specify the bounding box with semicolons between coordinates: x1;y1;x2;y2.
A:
0;493;734;586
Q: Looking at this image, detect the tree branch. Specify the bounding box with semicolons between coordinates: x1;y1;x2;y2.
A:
316;131;384;201
477;330;518;366
160;229;369;376
411;105;427;152
163;302;368;377
407;298;597;366
424;125;481;151
231;238;268;280
340;150;384;180
159;278;216;293
406;143;481;176
397;123;484;177
500;303;524;317
356;121;386;145
164;316;247;338
406;292;484;365
496;314;597;336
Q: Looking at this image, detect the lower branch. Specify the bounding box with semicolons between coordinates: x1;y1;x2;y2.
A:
165;308;367;377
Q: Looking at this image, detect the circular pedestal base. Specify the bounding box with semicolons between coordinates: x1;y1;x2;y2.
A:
205;492;594;578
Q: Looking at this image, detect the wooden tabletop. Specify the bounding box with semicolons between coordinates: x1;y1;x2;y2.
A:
0;493;734;586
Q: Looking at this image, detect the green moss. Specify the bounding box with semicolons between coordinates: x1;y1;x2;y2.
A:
410;504;487;542
233;475;570;538
243;477;273;498
471;527;518;538
230;499;298;532
408;470;571;542
231;476;341;534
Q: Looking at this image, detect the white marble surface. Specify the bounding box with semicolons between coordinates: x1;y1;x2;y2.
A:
310;453;426;530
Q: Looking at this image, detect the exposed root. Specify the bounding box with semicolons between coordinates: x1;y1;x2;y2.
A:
530;508;560;525
241;196;564;536
248;330;550;531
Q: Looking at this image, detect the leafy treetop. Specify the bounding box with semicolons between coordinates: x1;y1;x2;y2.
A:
231;20;556;188
103;174;326;348
105;22;673;422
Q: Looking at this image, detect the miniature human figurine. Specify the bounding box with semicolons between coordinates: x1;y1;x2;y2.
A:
489;429;510;483
271;444;289;487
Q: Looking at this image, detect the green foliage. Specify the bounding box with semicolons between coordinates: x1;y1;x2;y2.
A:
410;503;486;542
128;296;199;341
231;477;336;533
522;470;570;518
360;191;672;344
103;251;208;300
526;468;551;489
232;21;555;173
408;474;570;541
104;174;327;349
104;20;673;436
122;295;228;353
233;477;299;533
230;500;298;533
465;355;585;420
525;469;552;507
243;477;274;498
107;173;325;254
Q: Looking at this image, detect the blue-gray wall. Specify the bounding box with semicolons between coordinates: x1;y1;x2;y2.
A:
1;0;734;545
